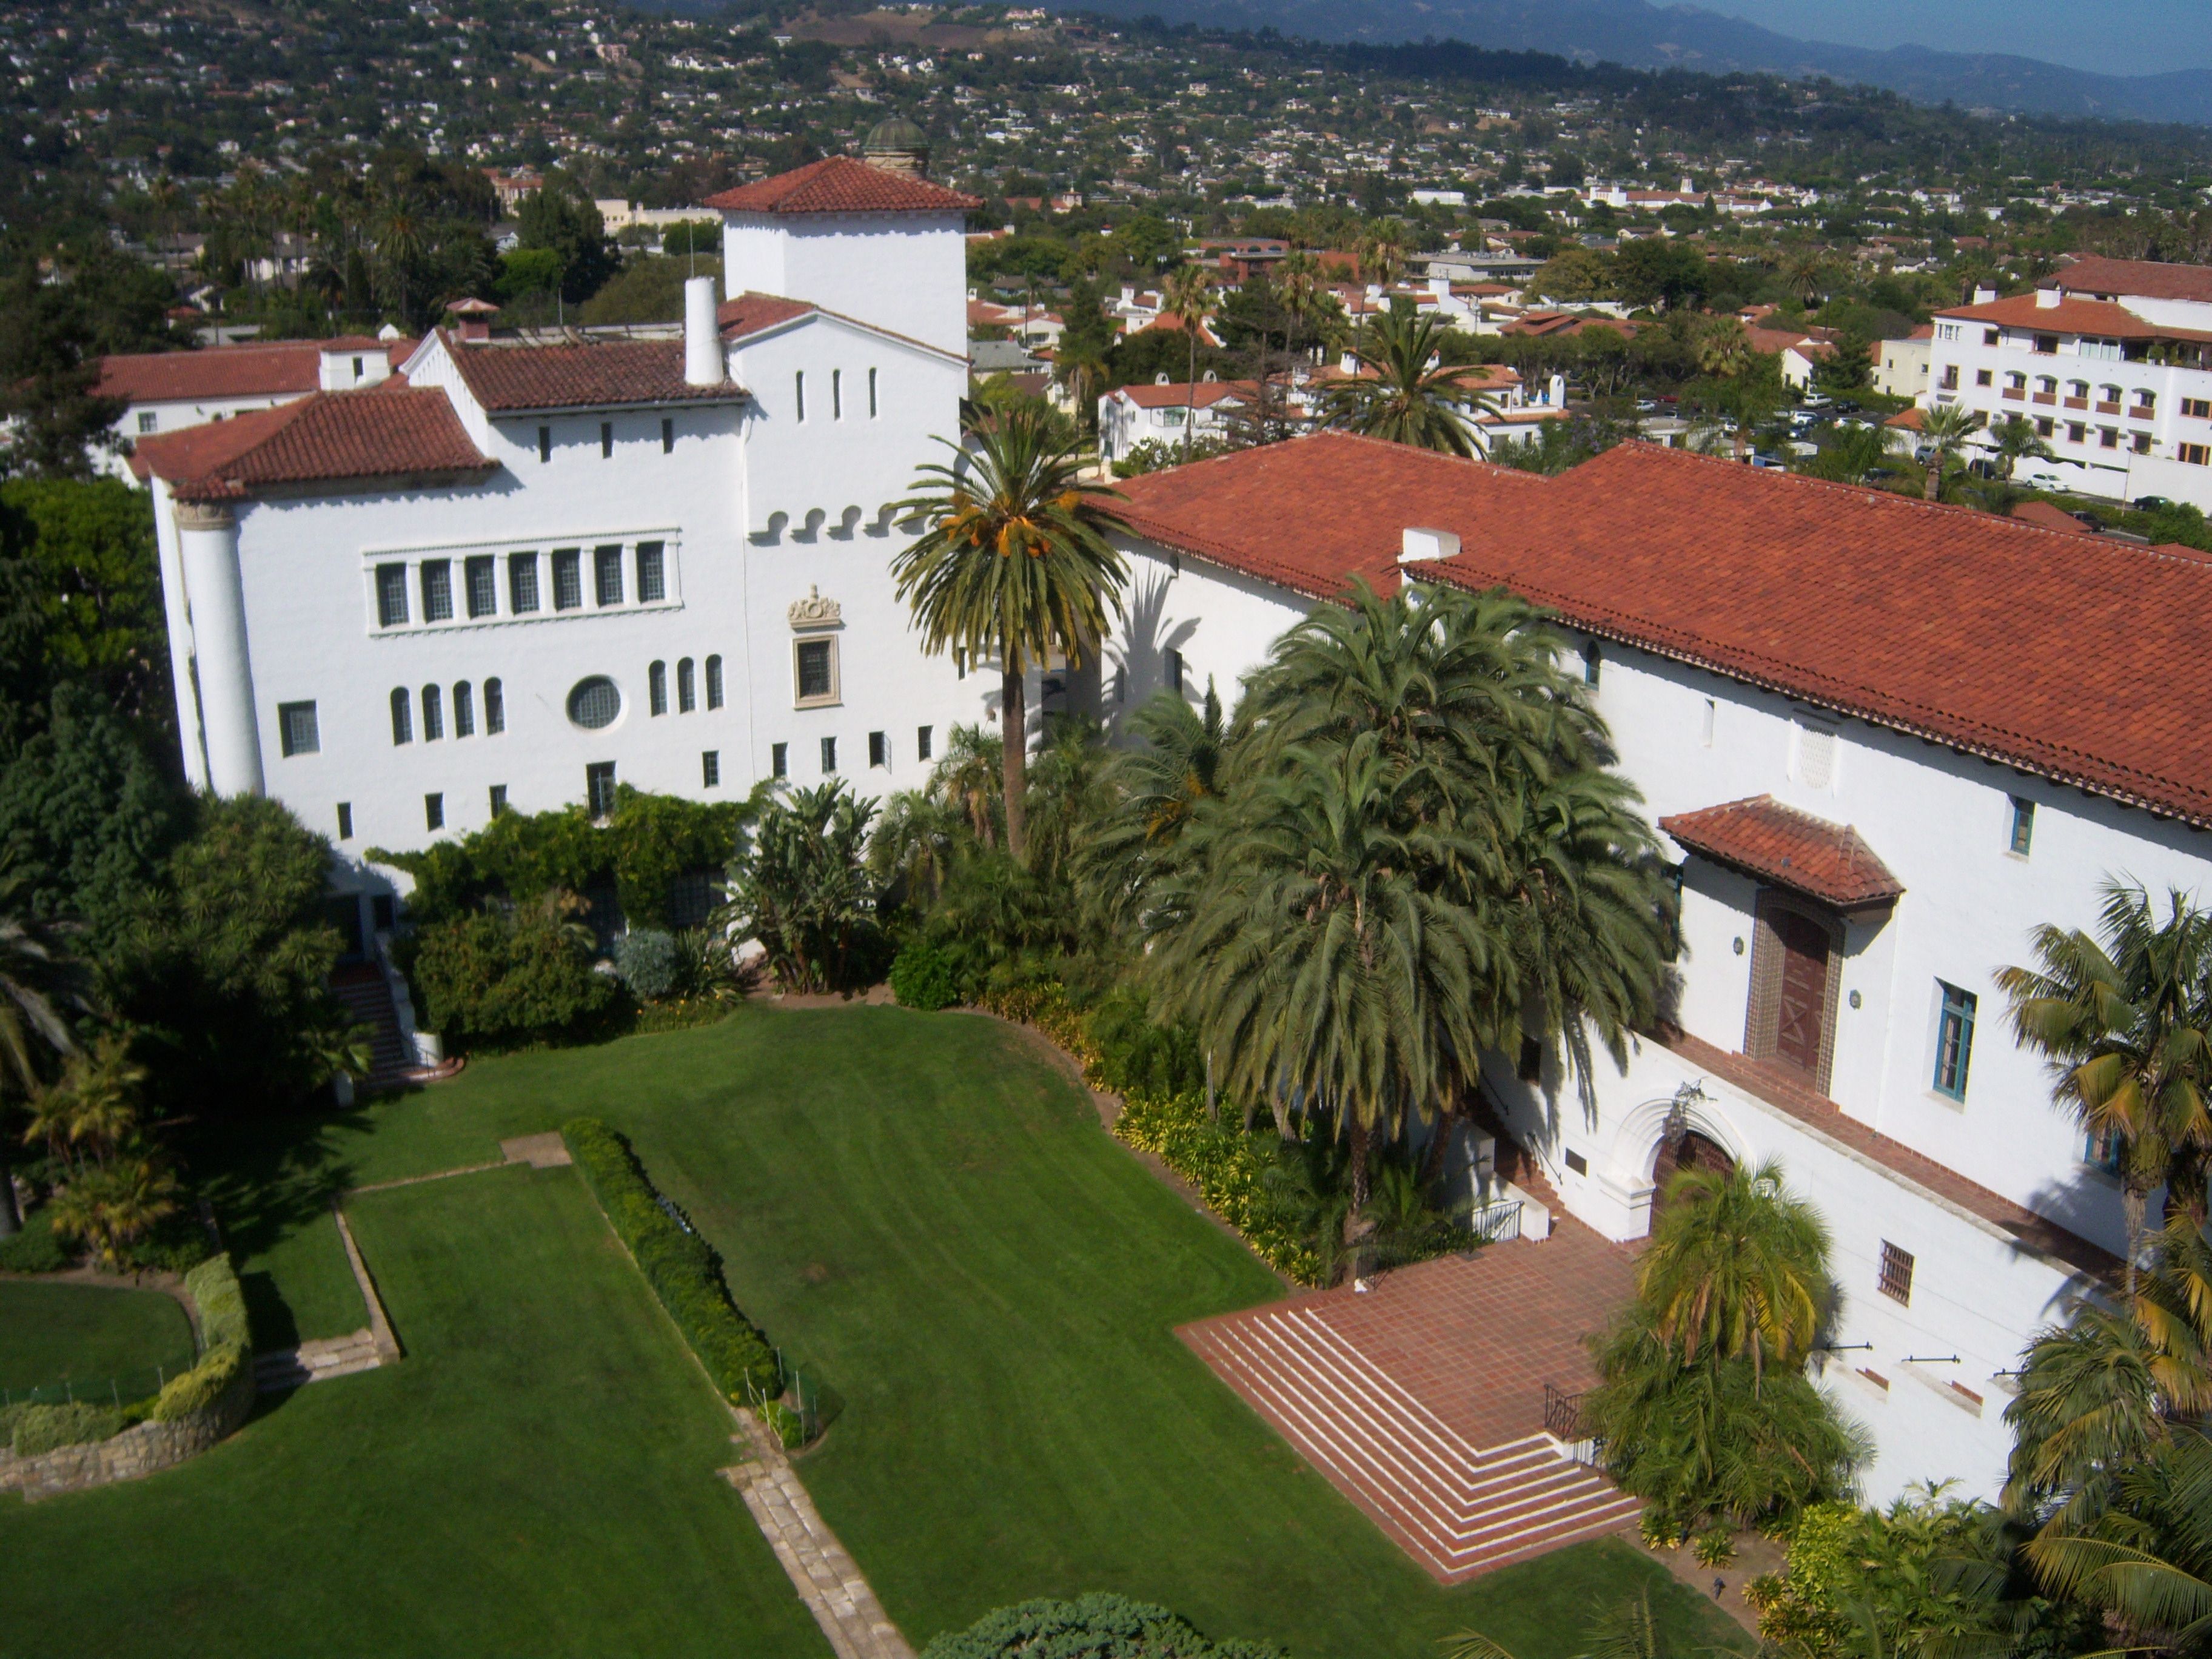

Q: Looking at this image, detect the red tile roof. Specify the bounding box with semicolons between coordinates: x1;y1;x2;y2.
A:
2010;500;2096;537
1934;292;2175;340
131;387;492;501
1658;796;1903;909
1107;433;2212;828
95;337;394;404
702;156;980;216
2058;255;2212;306
717;291;817;341
1113;380;1249;410
441;334;746;411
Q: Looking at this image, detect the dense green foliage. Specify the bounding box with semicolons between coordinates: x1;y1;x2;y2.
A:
2;1398;128;1456
560;1116;783;1421
889;941;960;1012
150;1254;250;1423
409;894;617;1052
919;1594;1278;1659
723;781;885;995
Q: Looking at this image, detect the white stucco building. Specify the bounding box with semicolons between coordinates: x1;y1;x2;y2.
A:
133;150;988;952
1095;432;2212;1506
1923;255;2212;508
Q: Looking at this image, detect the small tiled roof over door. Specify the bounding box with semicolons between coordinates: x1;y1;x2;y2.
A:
1659;796;1904;910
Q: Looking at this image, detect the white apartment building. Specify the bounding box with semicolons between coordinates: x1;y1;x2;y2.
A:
1923;256;2212;508
1094;432;2212;1506
132;149;990;950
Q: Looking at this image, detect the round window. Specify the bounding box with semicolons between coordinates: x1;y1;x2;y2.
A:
567;676;622;729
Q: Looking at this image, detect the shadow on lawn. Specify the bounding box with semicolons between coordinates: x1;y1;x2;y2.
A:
178;1098;375;1351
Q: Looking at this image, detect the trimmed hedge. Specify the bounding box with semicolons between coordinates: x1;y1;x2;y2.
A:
1;1400;130;1456
151;1254;251;1423
561;1117;785;1423
888;942;958;1011
919;1593;1280;1659
976;984;1323;1286
0;1207;71;1272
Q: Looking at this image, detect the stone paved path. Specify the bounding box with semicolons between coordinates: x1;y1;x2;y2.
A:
721;1415;913;1659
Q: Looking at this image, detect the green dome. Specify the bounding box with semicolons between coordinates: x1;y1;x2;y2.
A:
863;116;928;154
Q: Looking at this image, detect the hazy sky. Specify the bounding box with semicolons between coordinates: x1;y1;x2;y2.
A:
1702;0;2212;77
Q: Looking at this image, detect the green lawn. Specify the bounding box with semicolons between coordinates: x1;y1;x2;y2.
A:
0;1164;830;1658
0;1281;198;1399
130;1005;1741;1659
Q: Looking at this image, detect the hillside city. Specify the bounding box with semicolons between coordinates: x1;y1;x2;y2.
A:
12;3;2212;1658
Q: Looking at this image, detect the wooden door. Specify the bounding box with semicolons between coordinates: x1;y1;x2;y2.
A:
1773;910;1831;1076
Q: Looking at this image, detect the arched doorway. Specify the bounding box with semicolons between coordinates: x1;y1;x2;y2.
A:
1649;1130;1735;1223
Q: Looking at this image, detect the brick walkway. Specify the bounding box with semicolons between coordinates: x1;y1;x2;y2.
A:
1179;1218;1644;1580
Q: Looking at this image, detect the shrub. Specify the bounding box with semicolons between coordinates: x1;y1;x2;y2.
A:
0;1207;71;1272
615;927;681;1002
919;1593;1278;1659
150;1253;251;1423
410;893;618;1050
2;1400;126;1456
888;941;958;1011
561;1117;783;1415
1693;1525;1737;1567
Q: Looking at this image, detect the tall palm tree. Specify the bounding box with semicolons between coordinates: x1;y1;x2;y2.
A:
1916;402;1983;501
1159;264;1216;461
1078;680;1228;928
1316;299;1499;457
0;868;93;1235
1148;736;1501;1213
2023;1425;2212;1658
1053;338;1110;440
1356;223;1407;292
2000;882;2212;1276
1636;1159;1831;1389
1991;413;2057;483
1777;247;1831;307
893;404;1128;865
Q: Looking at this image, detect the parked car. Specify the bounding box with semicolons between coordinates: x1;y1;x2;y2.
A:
2134;495;2174;511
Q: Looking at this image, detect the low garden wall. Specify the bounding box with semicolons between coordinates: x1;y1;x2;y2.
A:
0;1255;255;1502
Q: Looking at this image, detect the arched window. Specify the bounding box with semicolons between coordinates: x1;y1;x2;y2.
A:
421;683;444;741
649;660;668;716
453;680;475;737
484;677;505;734
390;687;412;745
677;657;695;713
705;654;723;709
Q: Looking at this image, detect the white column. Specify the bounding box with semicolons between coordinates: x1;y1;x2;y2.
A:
176;499;264;797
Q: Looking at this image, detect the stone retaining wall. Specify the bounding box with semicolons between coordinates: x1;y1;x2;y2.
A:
0;1356;255;1501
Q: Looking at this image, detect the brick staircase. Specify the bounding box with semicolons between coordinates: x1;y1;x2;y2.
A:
1182;1302;1639;1581
253;1328;384;1392
329;964;414;1088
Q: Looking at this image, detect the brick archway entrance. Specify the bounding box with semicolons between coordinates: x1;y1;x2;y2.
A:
1649;1129;1735;1222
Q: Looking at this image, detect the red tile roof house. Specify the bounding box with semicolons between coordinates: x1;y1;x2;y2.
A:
1093;430;2212;1509
124;150;988;1079
92;335;409;481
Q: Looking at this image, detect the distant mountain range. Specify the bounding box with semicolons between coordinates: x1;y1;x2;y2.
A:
1046;0;2212;127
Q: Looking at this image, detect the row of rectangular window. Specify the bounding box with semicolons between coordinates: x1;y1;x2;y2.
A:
537;417;679;463
768;725;933;779
375;543;667;629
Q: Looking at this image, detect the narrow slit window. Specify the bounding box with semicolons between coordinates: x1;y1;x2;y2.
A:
868;730;887;768
702;749;720;788
600;420;613;458
537;424;551;463
389;687;414;745
421;683;444;742
2008;796;2035;856
424;792;444;831
489;784;508;817
376;563;409;628
868;366;878;417
552;548;583;611
705;654;724;709
832;368;843;420
420;560;453;623
586;761;617;819
463;556;494;619
636;540;666;603
677;657;695;712
820;735;837;774
649;660;668;716
509;552;540;614
337;802;353;839
771;742;788;779
917;723;932;761
594;545;623;608
661;416;674;454
484;677;505;734
453;680;475;737
794;370;806;421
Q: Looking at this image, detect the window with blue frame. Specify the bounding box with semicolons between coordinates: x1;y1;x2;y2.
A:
2008;796;2036;856
2085;1124;2125;1175
1933;981;1977;1100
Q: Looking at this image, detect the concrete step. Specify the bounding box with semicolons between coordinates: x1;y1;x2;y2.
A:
254;1329;384;1392
1185;1305;1638;1580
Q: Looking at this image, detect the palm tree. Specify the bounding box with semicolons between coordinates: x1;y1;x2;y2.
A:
21;1034;146;1175
49;1156;179;1271
1052;338;1110;439
0;868;92;1235
1317;298;1499;457
1999;882;2212;1275
2022;1425;2212;1658
1078;680;1228;928
1777;247;1831;307
1692;318;1765;462
1636;1159;1831;1389
720;781;880;994
1990;414;2057;483
930;722;1007;848
893;404;1128;865
1159;264;1217;461
1917;402;1983;501
1356;223;1407;292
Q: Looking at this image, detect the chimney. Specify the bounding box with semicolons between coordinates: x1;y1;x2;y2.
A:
684;275;722;387
2036;286;2061;309
1400;526;1460;563
1973;284;1999;304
